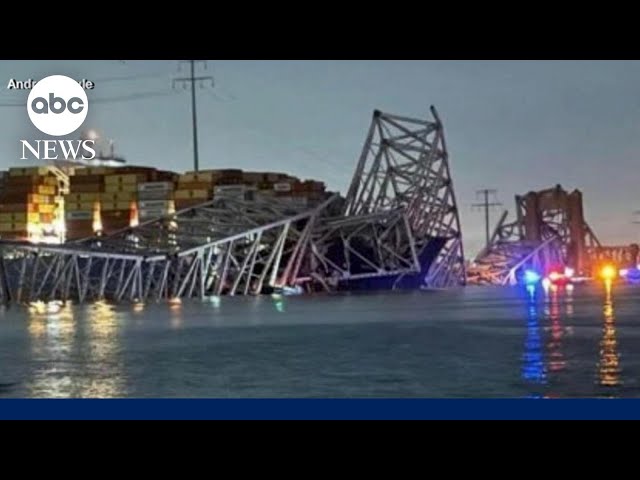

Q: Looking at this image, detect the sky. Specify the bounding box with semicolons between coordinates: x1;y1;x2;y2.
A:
1;60;639;257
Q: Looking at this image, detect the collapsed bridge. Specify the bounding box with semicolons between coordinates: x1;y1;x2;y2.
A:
468;184;638;285
0;107;466;304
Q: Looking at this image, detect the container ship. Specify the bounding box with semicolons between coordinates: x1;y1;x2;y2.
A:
0;164;329;244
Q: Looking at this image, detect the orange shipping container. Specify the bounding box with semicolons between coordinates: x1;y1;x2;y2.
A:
176;182;212;190
40;213;54;223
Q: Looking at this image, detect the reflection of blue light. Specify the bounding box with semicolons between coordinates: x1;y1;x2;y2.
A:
523;270;541;285
522;287;546;385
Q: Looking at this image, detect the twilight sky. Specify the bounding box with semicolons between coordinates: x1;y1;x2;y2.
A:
1;60;639;257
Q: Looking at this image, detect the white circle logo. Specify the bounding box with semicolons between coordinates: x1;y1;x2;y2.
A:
27;75;88;136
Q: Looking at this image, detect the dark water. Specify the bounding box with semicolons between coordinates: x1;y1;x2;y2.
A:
0;282;637;398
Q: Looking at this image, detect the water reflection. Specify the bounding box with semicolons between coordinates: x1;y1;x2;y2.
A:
522;285;547;386
169;297;183;330
84;301;125;397
597;280;621;388
27;301;78;397
545;285;566;374
26;300;125;398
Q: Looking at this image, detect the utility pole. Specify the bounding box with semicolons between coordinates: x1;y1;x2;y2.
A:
472;189;502;249
632;211;640;241
173;61;214;173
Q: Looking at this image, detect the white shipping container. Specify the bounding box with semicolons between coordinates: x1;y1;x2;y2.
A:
137;190;172;201
273;182;292;192
66;211;92;220
138;181;174;193
138;200;174;210
139;208;171;219
214;185;247;194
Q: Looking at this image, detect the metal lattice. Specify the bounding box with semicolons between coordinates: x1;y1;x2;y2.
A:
342;107;465;288
0;107;467;304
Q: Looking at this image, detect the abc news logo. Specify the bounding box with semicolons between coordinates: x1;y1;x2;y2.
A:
31;93;85;114
21;75;95;161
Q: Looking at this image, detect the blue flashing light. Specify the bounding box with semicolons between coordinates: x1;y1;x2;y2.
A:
627;267;640;279
523;270;542;285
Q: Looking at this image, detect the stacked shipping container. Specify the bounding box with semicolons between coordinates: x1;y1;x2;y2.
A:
0;165;327;242
137;181;175;220
66;167;113;240
65;166;178;239
0;167;64;242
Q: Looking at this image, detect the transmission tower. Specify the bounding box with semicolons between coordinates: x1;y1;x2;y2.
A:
173;60;214;173
472;189;502;249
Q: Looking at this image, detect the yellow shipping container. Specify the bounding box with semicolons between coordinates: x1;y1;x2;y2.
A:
0;222;13;232
99;192;135;202
192;190;209;199
105;174;141;185
101;203;119;212
27;194;53;204
37;185;56;195
13;222;27;231
88;167;110;176
23;167;50;176
66;202;94;212
38;204;55;214
179;172;216;184
105;183;137;193
114;192;136;201
98;193;115;202
8;212;41;224
8;168;25;177
74;167;112;175
116;201;133;210
80;193;100;202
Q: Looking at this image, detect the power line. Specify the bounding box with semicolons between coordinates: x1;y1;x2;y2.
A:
90;91;177;104
173;60;214;173
472;189;502;249
92;72;170;83
0;90;177;107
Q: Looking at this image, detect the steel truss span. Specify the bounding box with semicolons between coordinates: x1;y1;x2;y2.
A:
0;108;466;304
342;107;465;289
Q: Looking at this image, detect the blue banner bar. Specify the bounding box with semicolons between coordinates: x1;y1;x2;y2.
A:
0;399;635;420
